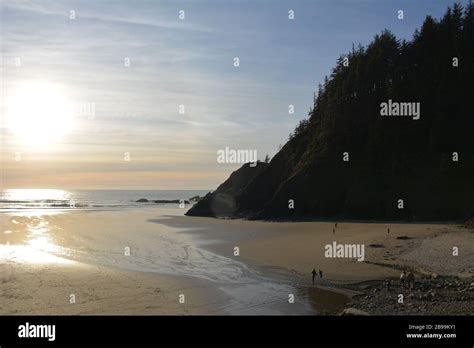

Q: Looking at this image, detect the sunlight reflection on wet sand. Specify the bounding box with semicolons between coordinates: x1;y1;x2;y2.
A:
0;244;75;264
0;210;75;265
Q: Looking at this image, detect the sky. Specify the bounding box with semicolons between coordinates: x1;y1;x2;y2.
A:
0;0;467;190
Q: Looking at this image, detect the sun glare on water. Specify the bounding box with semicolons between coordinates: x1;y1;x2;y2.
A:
6;81;74;148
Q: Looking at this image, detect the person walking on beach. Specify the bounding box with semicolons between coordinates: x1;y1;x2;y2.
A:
400;271;406;289
319;269;323;279
312;268;317;285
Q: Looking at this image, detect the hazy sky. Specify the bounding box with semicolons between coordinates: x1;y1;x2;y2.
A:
0;0;466;189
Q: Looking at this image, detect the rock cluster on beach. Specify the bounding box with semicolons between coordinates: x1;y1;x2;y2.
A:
347;276;474;315
136;198;190;204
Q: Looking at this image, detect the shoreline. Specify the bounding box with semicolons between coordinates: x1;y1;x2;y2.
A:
0;209;319;315
1;208;472;315
166;216;474;315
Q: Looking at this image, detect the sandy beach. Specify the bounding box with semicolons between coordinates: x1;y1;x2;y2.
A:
0;208;317;315
160;216;473;281
0;261;219;315
1;208;473;315
155;216;474;314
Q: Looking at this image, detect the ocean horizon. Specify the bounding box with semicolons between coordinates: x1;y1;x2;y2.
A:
0;189;210;211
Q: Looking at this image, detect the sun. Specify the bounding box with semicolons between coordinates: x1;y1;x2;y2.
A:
6;81;74;147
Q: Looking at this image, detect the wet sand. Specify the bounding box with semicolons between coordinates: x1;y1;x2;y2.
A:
2;209;471;315
159;216;473;315
161;216;472;282
0;209;322;315
0;260;218;315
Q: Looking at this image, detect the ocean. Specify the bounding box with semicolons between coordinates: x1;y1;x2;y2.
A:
0;189;324;314
0;189;210;211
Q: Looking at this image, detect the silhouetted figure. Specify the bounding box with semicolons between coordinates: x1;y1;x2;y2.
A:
333;228;335;234
400;271;406;289
311;268;317;285
335;223;338;228
387;227;390;235
319;269;323;279
387;279;392;291
407;271;415;290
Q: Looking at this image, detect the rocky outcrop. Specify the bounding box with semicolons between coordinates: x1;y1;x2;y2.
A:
186;162;268;217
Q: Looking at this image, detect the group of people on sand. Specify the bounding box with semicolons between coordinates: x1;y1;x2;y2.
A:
312;222;414;288
311;268;323;284
385;271;415;291
310;269;415;289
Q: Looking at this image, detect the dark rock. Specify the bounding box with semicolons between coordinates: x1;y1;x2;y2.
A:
189;195;204;202
136;198;149;203
340;308;369;316
464;217;474;229
396;236;412;240
186;162;268;218
153;200;189;204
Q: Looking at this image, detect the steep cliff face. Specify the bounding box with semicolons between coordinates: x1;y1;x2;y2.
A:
185;162;268;217
187;4;474;221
